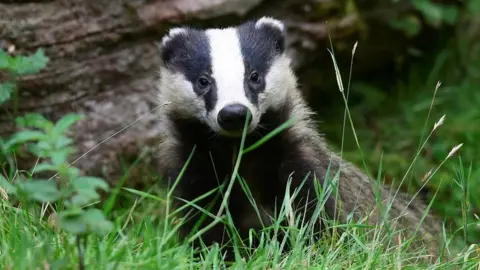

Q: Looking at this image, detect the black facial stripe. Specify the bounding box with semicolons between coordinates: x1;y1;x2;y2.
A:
160;28;218;112
243;70;265;104
202;82;217;112
237;20;285;104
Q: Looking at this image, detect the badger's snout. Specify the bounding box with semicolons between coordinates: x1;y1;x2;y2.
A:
217;103;252;132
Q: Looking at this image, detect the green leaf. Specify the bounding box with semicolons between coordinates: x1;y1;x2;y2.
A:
54;136;74;149
70;193;99;207
29;140;51;158
69;184;102;206
0;49;9;69
52;114;84;135
0;174;16;195
81;208;114;236
69;177;109;207
74;177;109;192
50;148;71;166
65;167;81;180
10;49;49;75
57;208;86;235
15;114;53;130
4;130;45;150
0;82;15;104
58;208;114;236
18;180;61;203
33;162;59;173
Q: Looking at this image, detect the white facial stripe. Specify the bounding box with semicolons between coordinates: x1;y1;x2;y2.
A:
206;28;254;115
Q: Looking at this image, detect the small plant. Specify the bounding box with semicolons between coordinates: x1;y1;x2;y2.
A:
0;48;113;269
1;113;114;269
1;113;113;233
0;47;49;105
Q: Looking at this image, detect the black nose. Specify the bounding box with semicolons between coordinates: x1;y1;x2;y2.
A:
217;104;252;131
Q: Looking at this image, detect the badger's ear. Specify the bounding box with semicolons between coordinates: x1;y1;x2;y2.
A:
157;27;189;65
255;17;285;33
254;17;286;54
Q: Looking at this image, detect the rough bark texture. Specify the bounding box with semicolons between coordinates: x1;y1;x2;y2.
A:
0;0;418;185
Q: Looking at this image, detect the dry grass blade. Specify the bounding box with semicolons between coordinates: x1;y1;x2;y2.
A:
0;186;8;201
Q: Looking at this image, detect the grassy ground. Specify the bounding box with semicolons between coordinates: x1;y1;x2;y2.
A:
0;185;478;269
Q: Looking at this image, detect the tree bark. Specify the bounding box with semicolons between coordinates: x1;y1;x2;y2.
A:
0;0;426;185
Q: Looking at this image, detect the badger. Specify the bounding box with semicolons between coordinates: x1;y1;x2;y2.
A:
155;17;442;260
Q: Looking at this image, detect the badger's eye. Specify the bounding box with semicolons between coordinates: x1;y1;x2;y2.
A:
249;72;261;84
197;77;210;89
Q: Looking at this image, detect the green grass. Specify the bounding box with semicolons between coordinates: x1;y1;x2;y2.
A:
0;180;479;269
321;36;480;247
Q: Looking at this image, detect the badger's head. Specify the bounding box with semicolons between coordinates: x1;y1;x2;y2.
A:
157;17;297;137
